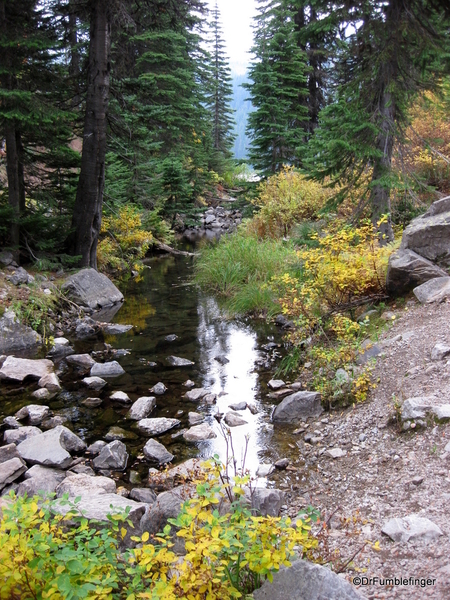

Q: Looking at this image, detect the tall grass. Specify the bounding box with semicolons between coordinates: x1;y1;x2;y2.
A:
194;230;297;315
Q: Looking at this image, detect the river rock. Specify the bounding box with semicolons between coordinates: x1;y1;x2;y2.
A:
17;425;86;469
38;372;61;392
272;391;323;422
86;440;107;455
56;473;116;497
188;412;204;425
183;380;195;388
401;396;434;421
32;388;52;400
325;448;347;459
47;343;74;360
432;405;450;420
0;457;27;491
4;426;42;445
128;397;156;420
214;354;229;365
110;390;131;404
224;412;248;427
103;324;132;335
130;488;157;504
381;515;443;543
61;268;124;309
0;444;20;464
105;427;138;442
142;485;195;535
81;397;103;407
183;423;217;441
184;388;208;401
82;376;107;391
75;317;100;338
137;418;180;436
413;276;450;303
203;393;217;405
15;404;51;425
165;334;178;342
18;465;66;497
256;464;275;477
150;382;167;395
253;559;364;600
93;440;128;471
268;379;286;390
0;356;54;382
0;310;42;354
251;488;284;517
143;439;174;465
229;402;247;411
165;355;194;367
386;249;448;295
66;353;96;369
3;416;20;429
90;361;125;378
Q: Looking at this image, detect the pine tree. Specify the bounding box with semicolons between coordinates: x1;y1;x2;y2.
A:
245;0;309;175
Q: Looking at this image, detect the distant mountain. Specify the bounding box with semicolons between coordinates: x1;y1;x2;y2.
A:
231;73;253;160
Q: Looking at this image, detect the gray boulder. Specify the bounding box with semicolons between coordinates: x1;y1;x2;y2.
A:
86;440;107;455
110;390;131;404
90;361;125;378
401;397;434;421
93;440;128;471
413;277;450;303
0;457;27;491
188;412;204;425
4;426;42;445
272;391;323;422
56;473;116;497
183;423;217;441
0;444;20;464
128;397;156;420
143;439;174;465
150;382;167;395
18;465;66;497
15;404;51;425
268;380;286;390
82;376;107;391
184;388;208;401
0;356;54;383
61;268;124;309
165;356;194;367
0;310;42;354
32;388;52;401
228;402;247;411
224;412;248;427
17;425;86;468
251;488;284;517
381;515;443;543
137;418;180;436
8;266;33;286
38;372;61;392
253;559;364;600
143;485;195;535
66;354;96;369
130;488;157;504
386;249;447;295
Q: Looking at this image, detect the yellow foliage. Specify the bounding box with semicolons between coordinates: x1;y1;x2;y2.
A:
248;166;331;238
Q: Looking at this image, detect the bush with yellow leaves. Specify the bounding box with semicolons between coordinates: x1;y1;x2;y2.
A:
247;166;331;238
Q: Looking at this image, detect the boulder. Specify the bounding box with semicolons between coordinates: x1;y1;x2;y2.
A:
268;380;286;390
253;559;364;600
0;310;42;354
18;465;66;497
128;397;156;420
3;416;20;428
90;361;125;378
184;388;208;401
110;390;131;404
0;444;20;464
386;249;447;295
183;423;217;442
15;404;51;425
165;356;194;367
32;388;52;401
150;382;167;395
400;196;450;266
38;373;61;392
413;276;450;303
61;268;124;309
8;266;33;286
93;440;128;471
143;439;174;465
0;356;54;383
82;376;107;391
75;317;100;339
66;354;97;369
432;405;450;420
4;426;42;445
130;488;157;504
105;427;138;442
86;440;107;455
17;425;86;469
381;515;443;543
224;412;248;427
251;488;284;517
188;412;204;425
137;418;180;436
0;457;27;491
401;397;434;421
103;324;132;335
228;402;247;411
272;391;323;422
56;473;116;497
142;485;195;535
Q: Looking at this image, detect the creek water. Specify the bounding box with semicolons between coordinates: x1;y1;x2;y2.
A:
1;253;301;488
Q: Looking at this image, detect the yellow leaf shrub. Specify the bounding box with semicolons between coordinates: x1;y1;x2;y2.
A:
248;166;331;238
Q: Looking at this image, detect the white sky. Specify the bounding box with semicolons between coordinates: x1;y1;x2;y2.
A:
205;0;257;75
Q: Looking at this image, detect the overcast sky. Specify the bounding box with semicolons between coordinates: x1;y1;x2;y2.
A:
205;0;257;75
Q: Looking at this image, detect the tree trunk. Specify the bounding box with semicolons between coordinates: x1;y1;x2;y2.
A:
5;121;21;258
71;0;111;269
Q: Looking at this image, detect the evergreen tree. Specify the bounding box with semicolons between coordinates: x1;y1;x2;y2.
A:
245;0;309;175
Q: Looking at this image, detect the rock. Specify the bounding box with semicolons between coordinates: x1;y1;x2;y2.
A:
214;355;229;365
386;249;448;295
274;314;294;329
3;416;20;429
105;427;138;442
54;337;70;346
356;343;382;365
274;458;290;470
103;324;132;335
0;457;27;491
256;464;275;477
325;448;347;459
128;397;156;420
0;444;20;464
0;356;54;383
8;266;32;286
224;412;248;427
143;439;174;465
4;426;42;445
56;473;116;497
247;404;258;415
401;397;434;421
86;440;107;455
31;388;52;400
268;379;286;390
0;310;42;353
0;250;16;266
203;393;217;405
15;404;51;425
188;412;204;425
381;515;443;543
272;391;323;422
228;402;247;411
137;418;180;436
17;425;86;469
143;485;195;535
184;388;208;401
150;382;167;395
432;405;450;420
400;197;450;266
253;559;364;600
66;354;97;369
413;276;450;304
82;376;107;391
81;397;103;408
47;344;74;360
183;423;217;442
251;488;284;517
93;440;128;471
164;334;178;342
431;343;450;361
41;416;67;430
110;390;131;404
165;356;194;367
130;488;157;504
61;268;124;310
90;361;125;378
75;317;100;338
38;372;61;392
183;380;195;388
18;465;66;497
